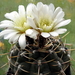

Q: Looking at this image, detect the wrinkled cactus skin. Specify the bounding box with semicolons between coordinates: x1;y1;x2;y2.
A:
7;35;71;75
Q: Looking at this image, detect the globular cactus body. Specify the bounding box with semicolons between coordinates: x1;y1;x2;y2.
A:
7;35;70;75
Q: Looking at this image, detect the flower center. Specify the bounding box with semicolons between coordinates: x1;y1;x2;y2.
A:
40;18;50;26
14;18;30;33
39;17;52;32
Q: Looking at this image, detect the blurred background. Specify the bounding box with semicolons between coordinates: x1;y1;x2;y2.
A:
0;0;75;75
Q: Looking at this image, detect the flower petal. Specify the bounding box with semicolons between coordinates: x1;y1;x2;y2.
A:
0;24;13;28
50;32;58;36
26;3;33;16
27;3;39;20
53;28;67;34
41;32;50;38
0;20;14;28
4;31;19;39
53;7;62;19
37;2;43;11
27;17;37;29
12;34;20;43
0;29;16;38
37;2;49;16
1;20;13;24
26;29;39;39
9;34;20;44
53;18;64;26
41;5;49;15
18;5;25;16
54;10;64;20
18;33;26;49
55;19;71;28
5;11;19;21
49;3;55;12
9;37;14;44
18;5;26;21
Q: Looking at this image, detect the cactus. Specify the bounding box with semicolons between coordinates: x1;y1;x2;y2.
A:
7;35;70;75
0;2;71;75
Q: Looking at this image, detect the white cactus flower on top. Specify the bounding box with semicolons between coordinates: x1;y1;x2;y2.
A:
0;5;38;49
26;2;71;38
0;2;71;49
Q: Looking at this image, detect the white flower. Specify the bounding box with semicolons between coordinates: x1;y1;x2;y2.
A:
0;5;38;49
27;2;71;38
0;2;71;49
